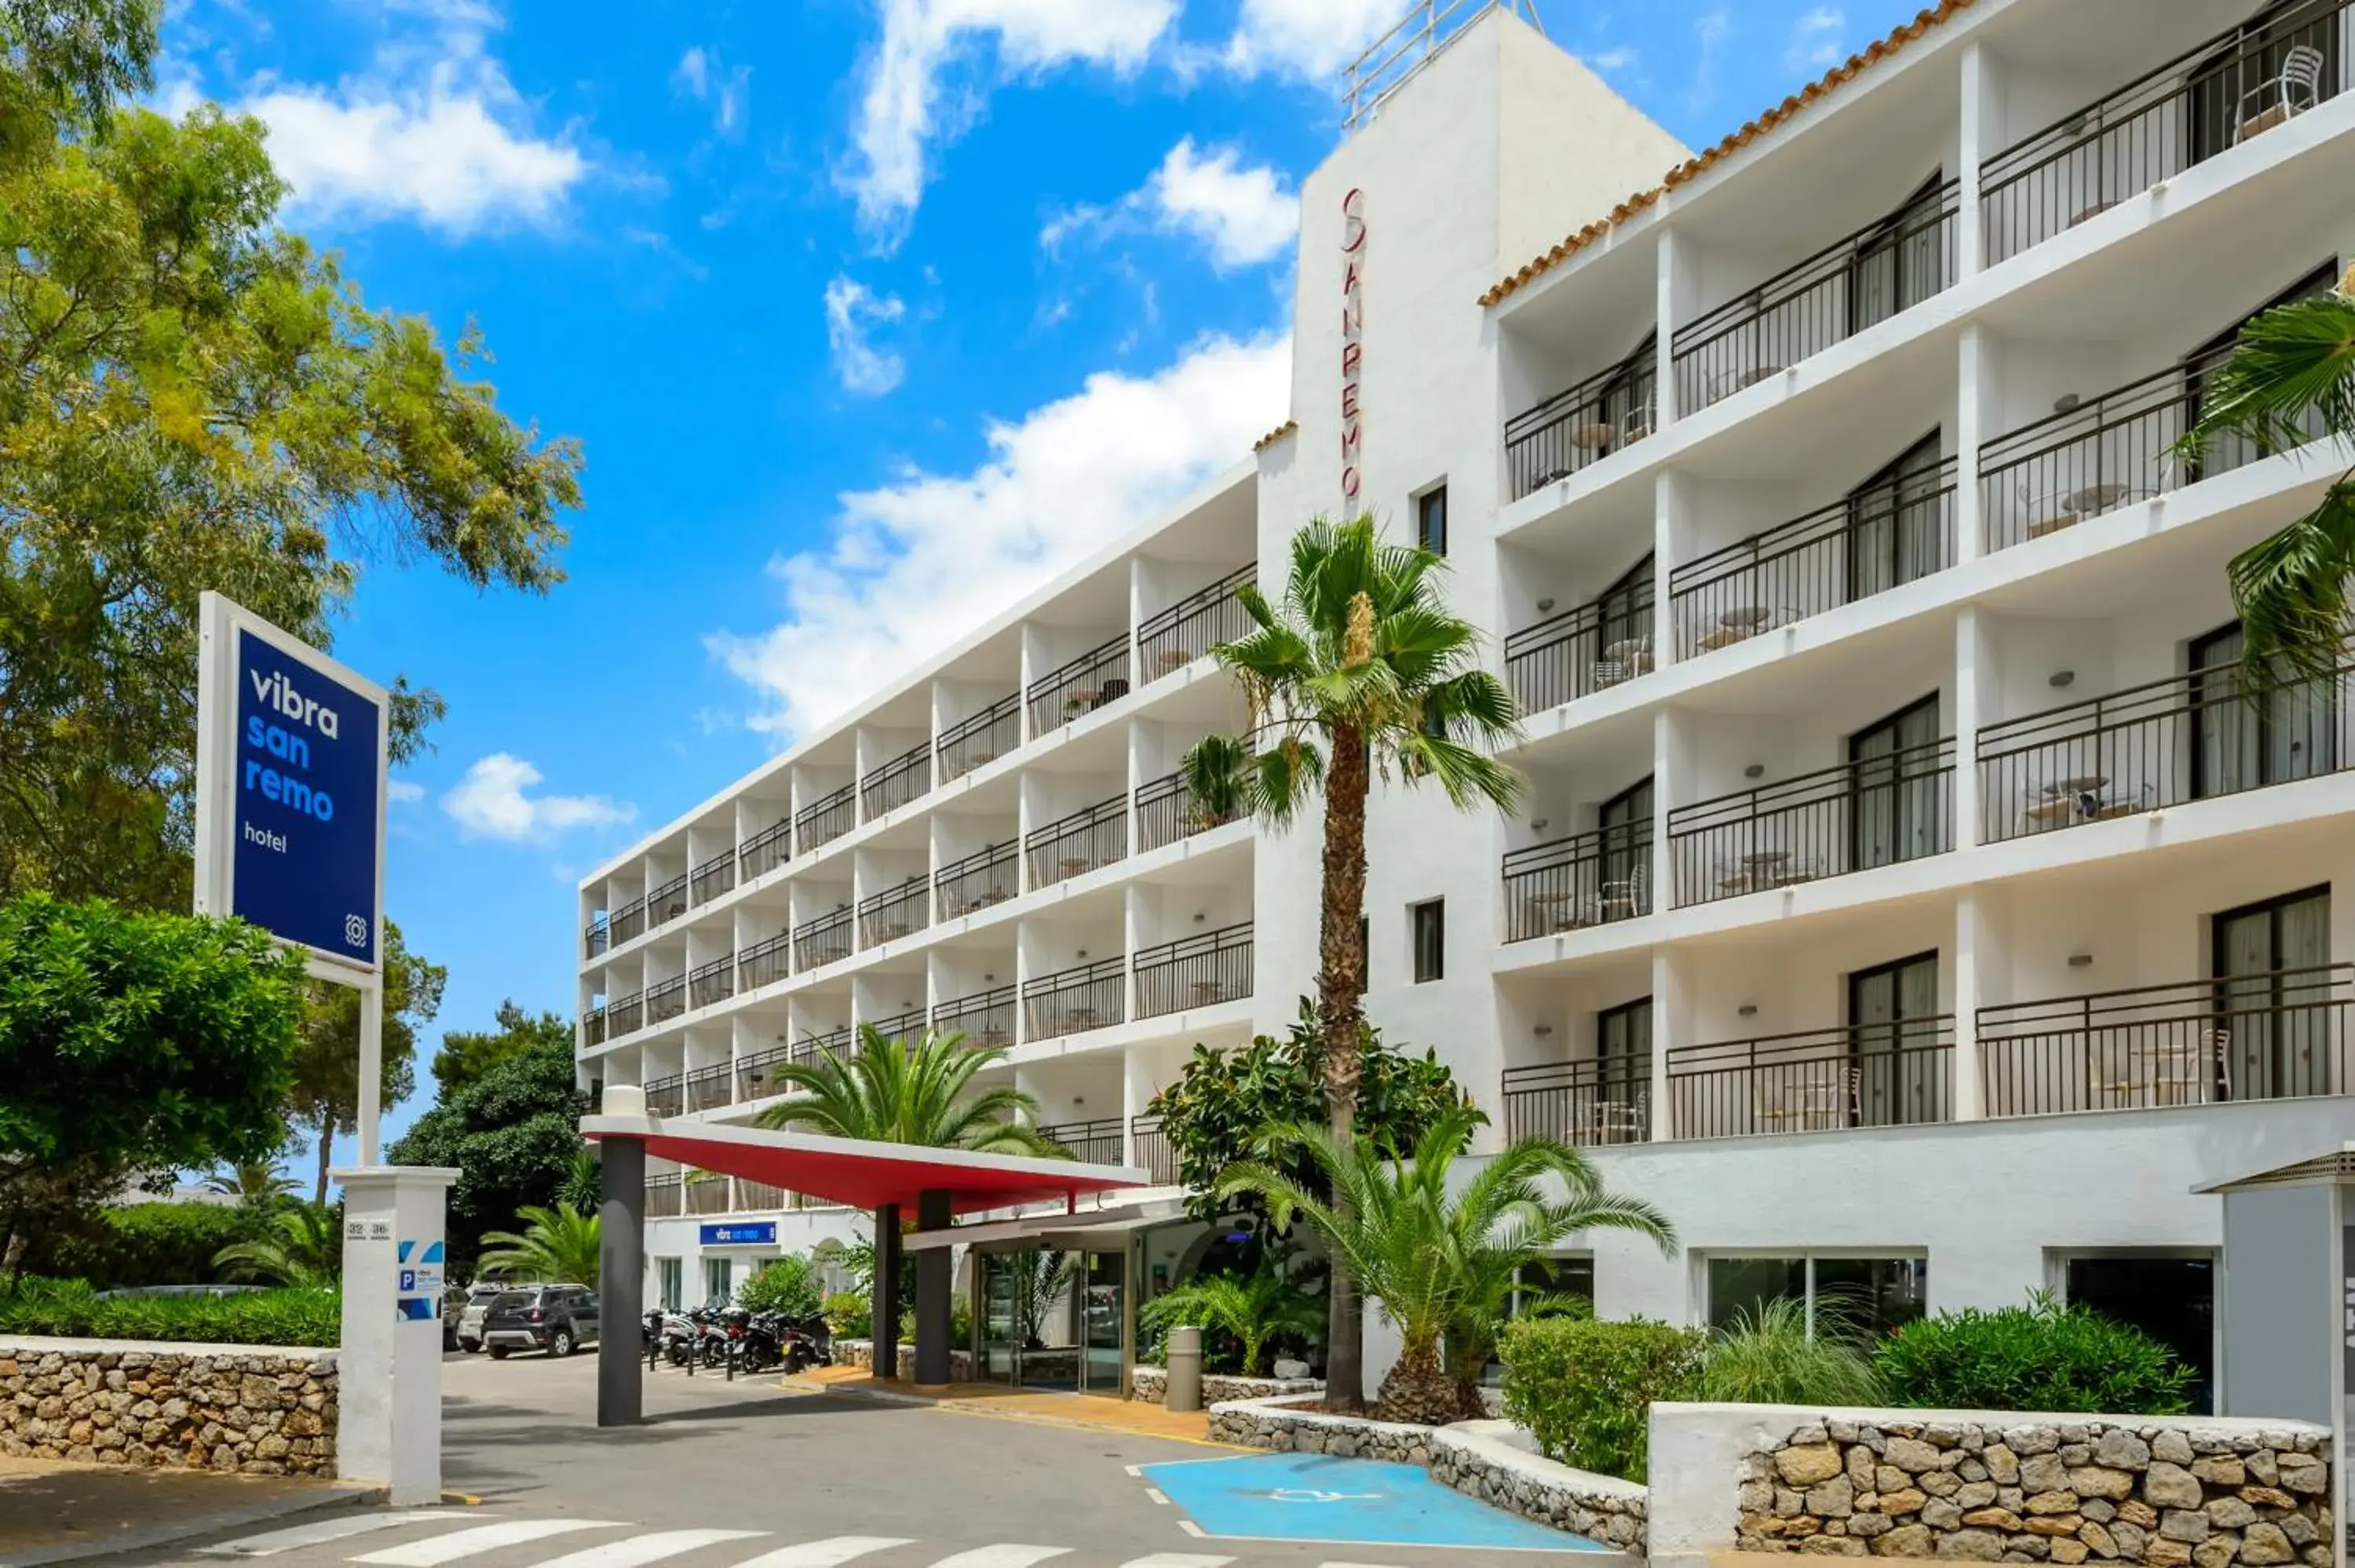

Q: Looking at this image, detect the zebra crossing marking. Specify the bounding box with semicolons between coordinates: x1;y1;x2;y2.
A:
1114;1554;1236;1568
349;1519;625;1566
725;1539;915;1568
920;1548;1072;1568
196;1513;474;1557
522;1531;772;1568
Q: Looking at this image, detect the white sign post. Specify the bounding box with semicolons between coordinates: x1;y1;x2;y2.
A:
195;589;448;1503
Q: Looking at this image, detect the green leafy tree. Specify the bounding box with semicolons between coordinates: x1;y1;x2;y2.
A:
753;1026;1059;1154
476;1204;601;1289
736;1254;820;1318
288;921;445;1203
1181;515;1522;1409
557;1147;601;1213
387;1027;582;1277
1218;1106;1672;1426
0;894;305;1274
1139;1266;1324;1377
433;1001;574;1099
202;1161;299;1205
0;0;582;911
211;1201;340;1287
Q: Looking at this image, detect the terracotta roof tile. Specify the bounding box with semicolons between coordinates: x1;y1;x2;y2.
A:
1253;419;1298;452
1479;0;1976;309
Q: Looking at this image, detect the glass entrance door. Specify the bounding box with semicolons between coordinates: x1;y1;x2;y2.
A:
1080;1250;1124;1395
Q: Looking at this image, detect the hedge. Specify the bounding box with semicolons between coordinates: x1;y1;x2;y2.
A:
0;1277;341;1347
1874;1294;2193;1415
1498;1315;1706;1482
26;1202;272;1292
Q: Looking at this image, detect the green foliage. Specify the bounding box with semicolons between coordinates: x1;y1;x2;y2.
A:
434;1001;575;1099
1499;1315;1707;1482
736;1254;820;1318
1010;1250;1071;1351
1153;997;1474;1227
754;1025;1059;1156
1139;1266;1323;1376
212;1202;341;1287
0;1275;340;1347
476;1204;600;1289
202;1163;300;1204
1874;1292;2193;1417
388;1030;583;1276
823;1291;868;1338
288;921;443;1202
28;1201;265;1289
0;895;305;1266
558;1147;601;1214
1701;1297;1885;1407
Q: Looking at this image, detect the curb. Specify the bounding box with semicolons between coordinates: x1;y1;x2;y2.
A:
0;1481;383;1568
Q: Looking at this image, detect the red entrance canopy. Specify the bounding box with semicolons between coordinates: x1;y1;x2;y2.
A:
580;1115;1149;1216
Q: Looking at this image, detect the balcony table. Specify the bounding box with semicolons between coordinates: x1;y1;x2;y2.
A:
1060;857;1094;878
1190;980;1235;1006
1156;649;1191;671
1569;421;1618;452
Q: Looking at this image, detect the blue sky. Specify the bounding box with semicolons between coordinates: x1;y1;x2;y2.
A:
163;0;1933;1164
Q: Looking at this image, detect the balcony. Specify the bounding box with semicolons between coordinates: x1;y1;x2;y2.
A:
1040;1117;1125;1165
581;1007;608;1048
1672;179;1959;418
1667;738;1955;908
1135;922;1253;1019
738;817;791;881
736;1179;789;1210
1029;636;1130;736
647;874;689;931
1501;1059;1652;1148
933;984;1016;1048
645;1174;683;1218
1024;957;1124;1039
1981;0;2351;268
935;841;1017;921
1134;771;1234;853
792;907;853;971
1669;461;1957;660
1139;565;1255;680
607;990;645;1038
937;694;1020;783
862;742;929;820
857;877;930;947
583;913;608;959
644;975;688;1028
794;785;856;856
610;895;648;947
1977;657;2353;844
736;1042;795;1102
740;931;790;990
688;954;735;1011
684;1063;732;1114
867;1007;927;1044
796;1023;852;1062
685;1172;732;1216
1502;826;1651;942
1503;578;1656;713
1667;1019;1955;1140
1505;344;1656;501
1130;1114;1176;1183
1980;965;2353;1118
689;851;736;906
644;1074;684;1118
1028;797;1126;888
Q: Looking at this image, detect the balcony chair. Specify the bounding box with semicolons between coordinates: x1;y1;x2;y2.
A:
1586;1095;1648;1144
1097;676;1130;705
2236;44;2326;144
1592;636;1654;689
1597;869;1648;921
1753;1064;1860;1132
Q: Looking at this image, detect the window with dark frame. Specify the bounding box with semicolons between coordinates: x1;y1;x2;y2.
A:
1411;899;1444;983
1417;484;1448;556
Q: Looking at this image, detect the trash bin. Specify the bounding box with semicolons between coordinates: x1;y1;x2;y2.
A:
1166;1325;1203;1413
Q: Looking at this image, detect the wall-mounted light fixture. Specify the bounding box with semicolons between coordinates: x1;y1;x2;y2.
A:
2068;952;2094;968
2050;670;2076;689
1533;1023;1554;1038
1536;598;1557;614
1076;949;1088;960
1531;819;1550;833
1193;910;1207;924
1743;764;1766;780
2054;392;2082;414
1738;1003;1759;1018
984;973;995;983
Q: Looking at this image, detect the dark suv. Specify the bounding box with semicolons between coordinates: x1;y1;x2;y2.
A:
481;1284;600;1358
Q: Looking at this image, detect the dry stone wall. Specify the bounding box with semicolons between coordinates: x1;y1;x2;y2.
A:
0;1338;336;1475
1743;1417;2332;1565
1127;1366;1320;1404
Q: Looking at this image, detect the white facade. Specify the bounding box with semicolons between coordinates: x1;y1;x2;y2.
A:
579;0;2355;1398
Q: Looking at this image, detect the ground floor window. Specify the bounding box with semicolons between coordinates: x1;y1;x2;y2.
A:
703;1256;732;1307
1509;1256;1595;1318
2061;1252;2215;1414
1705;1253;1927;1339
655;1256;682;1311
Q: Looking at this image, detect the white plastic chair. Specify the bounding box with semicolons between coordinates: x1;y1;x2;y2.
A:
2236;45;2325;142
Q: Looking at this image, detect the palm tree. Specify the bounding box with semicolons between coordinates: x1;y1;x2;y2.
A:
1139;1267;1324;1377
213;1203;341;1287
476;1204;601;1287
2180;263;2355;685
558;1147;601;1212
1217;1106;1672;1426
751;1024;1060;1155
202;1161;299;1205
1181;514;1523;1409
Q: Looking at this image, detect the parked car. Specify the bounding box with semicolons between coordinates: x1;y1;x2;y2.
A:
455;1281;506;1353
481;1284;600;1358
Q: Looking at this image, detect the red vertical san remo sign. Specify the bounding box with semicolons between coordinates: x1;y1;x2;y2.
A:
1340;187;1366;501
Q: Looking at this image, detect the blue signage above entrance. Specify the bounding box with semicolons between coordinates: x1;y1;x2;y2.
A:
700;1223;777;1247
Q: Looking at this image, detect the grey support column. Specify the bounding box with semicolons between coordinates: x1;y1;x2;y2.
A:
913;1189;952;1386
597;1137;645;1428
871;1204;900;1380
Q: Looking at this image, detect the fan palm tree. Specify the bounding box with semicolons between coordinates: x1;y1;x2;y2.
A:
212;1202;341;1287
1181;513;1523;1409
202;1161;299;1205
1216;1105;1672;1426
1140;1267;1324;1377
751;1024;1060;1155
2180;262;2355;685
475;1204;601;1288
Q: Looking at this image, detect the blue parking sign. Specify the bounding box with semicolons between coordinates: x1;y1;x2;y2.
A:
400;1268;416;1293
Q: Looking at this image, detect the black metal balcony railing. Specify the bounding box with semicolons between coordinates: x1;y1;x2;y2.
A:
687;954;735;1011
794;785;856;857
1980;0;2350;268
1134;771;1235;853
1505;356;1657;501
609;896;648;947
647;874;689;930
1674;181;1959;417
794;1023;853;1063
1667;738;1955;907
584;913;609;959
933;984;1017;1048
1028;796;1126;888
857;877;930;948
792;906;853;972
1024;956;1125;1040
1668;1021;1955;1140
937;693;1020;783
1981;965;2354;1118
1139;564;1255;681
739;816;791;881
935;841;1017;921
685;1063;732;1114
645;1173;683;1218
691;851;736;906
1130;1114;1177;1183
644;1074;685;1118
866;1008;927;1045
861;742;930;821
1135;922;1254;1019
736;1042;796;1102
1669;464;1958;658
1502;1059;1653;1148
1978;657;2353;845
1028;635;1131;736
581;1007;608;1048
607;990;645;1038
739;930;791;991
644;975;688;1028
1039;1117;1125;1165
1502;826;1652;943
1504;583;1656;715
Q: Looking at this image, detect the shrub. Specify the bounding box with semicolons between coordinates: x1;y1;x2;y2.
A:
1875;1291;2193;1416
737;1255;821;1318
1701;1297;1885;1406
1499;1315;1706;1482
0;1276;341;1346
31;1203;268;1291
823;1291;868;1337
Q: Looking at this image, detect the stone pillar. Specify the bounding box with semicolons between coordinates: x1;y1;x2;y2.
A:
871;1203;901;1379
596;1136;645;1428
913;1189;953;1386
333;1164;458;1504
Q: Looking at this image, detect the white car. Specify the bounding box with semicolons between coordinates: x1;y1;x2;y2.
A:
455;1282;506;1352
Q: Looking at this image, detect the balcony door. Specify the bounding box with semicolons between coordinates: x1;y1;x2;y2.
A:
1847;432;1945;601
2186;0;2342;168
1849;951;1941;1128
1598;775;1653;913
2184;263;2339;480
2189;622;2338;798
1597;553;1655;673
1849;695;1942;873
2213;886;2334;1101
1597;997;1652;1137
1849;175;1949;334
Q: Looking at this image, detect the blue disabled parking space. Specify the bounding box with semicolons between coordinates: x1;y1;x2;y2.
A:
1141;1450;1609;1552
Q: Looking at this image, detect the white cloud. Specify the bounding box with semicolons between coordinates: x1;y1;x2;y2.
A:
1584;46;1638;73
1042;138;1296;272
442;754;633;841
1685;8;1731;112
707;333;1290;741
844;0;1178;247
672;42;750;137
823;275;909;397
1213;0;1397;80
1784;7;1844;75
387;780;426;804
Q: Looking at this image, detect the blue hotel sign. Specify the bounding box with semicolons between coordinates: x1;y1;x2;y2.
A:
195;593;388;972
700;1223;777;1247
